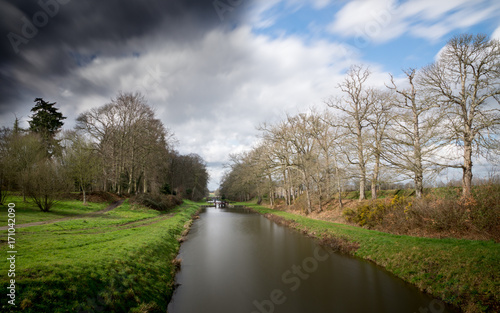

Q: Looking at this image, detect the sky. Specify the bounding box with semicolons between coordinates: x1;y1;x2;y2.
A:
1;0;499;191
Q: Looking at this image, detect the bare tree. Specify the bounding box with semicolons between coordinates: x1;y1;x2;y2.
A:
326;65;376;201
0;127;12;204
76;102;119;191
62;131;101;205
6;133;46;201
307;109;348;210
386;69;444;198
367;90;392;199
24;158;69;212
77;92;175;195
259;116;318;213
419;34;500;196
258;120;295;205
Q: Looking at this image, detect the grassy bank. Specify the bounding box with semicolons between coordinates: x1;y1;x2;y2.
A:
0;198;201;312
0;196;110;225
246;203;500;313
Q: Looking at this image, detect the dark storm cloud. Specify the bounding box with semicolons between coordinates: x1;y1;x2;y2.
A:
0;0;248;117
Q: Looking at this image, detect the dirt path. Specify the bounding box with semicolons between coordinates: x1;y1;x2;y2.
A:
0;199;125;230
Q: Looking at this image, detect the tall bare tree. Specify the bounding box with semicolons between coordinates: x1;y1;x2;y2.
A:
367;90;392;199
326;65;376;201
77;92;175;195
287;113;319;213
419;34;500;196
386;69;444;198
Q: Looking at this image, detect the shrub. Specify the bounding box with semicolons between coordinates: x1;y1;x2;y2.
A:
343;199;390;228
130;194;183;212
344;183;500;241
25;159;70;212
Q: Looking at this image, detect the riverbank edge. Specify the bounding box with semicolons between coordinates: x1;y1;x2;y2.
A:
0;200;203;313
245;204;499;313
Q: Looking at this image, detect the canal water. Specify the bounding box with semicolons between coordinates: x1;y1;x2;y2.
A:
168;207;458;313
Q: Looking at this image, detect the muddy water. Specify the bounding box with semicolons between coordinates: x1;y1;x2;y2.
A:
168;207;458;313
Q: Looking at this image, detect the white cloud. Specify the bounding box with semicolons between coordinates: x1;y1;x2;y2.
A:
311;0;332;9
247;0;333;30
327;0;405;44
328;0;500;44
245;0;283;29
35;26;362;190
492;25;500;40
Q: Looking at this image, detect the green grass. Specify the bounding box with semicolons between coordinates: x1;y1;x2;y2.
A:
0;198;202;312
0;196;110;225
245;203;500;313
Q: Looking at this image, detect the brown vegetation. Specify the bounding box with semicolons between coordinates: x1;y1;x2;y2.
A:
343;186;500;242
130;193;183;212
261;181;500;242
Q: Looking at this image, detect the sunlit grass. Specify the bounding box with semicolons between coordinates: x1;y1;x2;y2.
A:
0;198;201;312
0;196;109;225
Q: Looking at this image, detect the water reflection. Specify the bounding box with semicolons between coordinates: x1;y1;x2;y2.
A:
168;207;458;313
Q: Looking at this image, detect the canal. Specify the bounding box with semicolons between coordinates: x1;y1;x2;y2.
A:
168;207;458;313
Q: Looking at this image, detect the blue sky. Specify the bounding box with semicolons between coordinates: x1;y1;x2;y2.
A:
1;0;499;190
248;0;500;73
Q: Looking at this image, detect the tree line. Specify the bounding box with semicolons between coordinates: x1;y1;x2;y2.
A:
0;92;209;211
220;34;500;213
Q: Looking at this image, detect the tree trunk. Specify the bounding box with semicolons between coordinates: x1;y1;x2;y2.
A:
143;164;147;194
337;176;343;209
414;174;423;198
462;139;473;197
82;186;87;206
371;130;382;200
357;128;366;201
268;174;274;207
413;105;424;199
371;159;379;200
318;185;323;213
305;186;312;214
370;180;377;200
302;171;312;214
359;169;366;201
332;155;343;209
282;168;289;205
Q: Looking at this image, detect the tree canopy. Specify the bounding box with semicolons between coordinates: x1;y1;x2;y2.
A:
28;98;66;156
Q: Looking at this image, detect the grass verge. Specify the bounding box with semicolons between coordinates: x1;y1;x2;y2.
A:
0;199;201;312
245;203;500;313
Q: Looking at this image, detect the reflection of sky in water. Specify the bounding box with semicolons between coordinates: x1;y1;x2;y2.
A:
168;208;459;313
